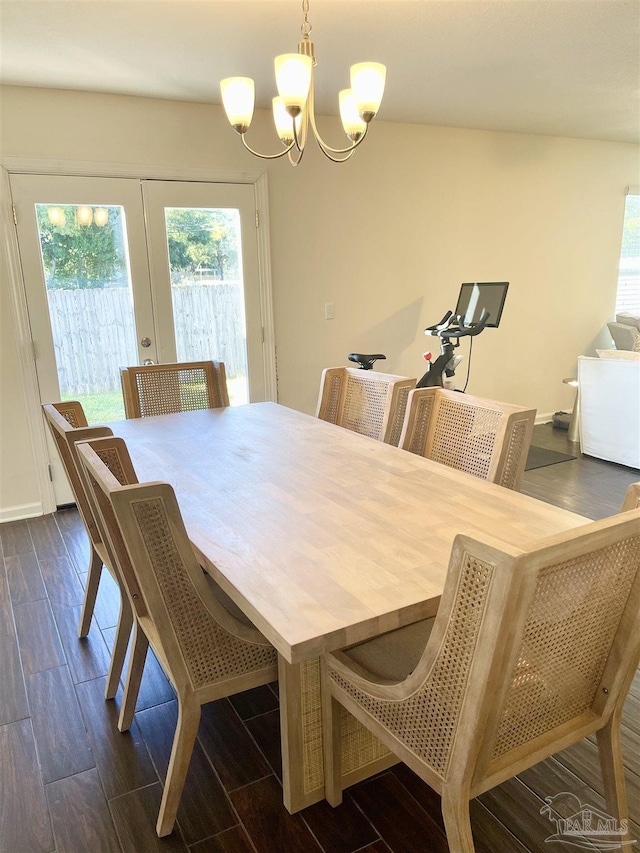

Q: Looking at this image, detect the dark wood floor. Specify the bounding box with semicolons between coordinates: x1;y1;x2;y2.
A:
1;424;638;853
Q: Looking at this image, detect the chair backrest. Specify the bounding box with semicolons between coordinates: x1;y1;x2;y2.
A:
120;360;229;418
84;452;273;692
316;367;416;445
387;511;640;788
76;437;145;615
48;400;88;428
480;513;640;782
622;482;640;512
399;387;535;489
42;402;113;544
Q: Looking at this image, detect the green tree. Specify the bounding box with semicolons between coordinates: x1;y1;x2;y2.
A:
165;208;239;282
620;195;639;259
37;205;127;289
36;204;240;289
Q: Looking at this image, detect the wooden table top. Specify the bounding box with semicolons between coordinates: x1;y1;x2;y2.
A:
111;403;589;663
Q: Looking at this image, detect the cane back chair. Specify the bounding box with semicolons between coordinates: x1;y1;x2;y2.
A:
78;437;278;837
321;510;640;852
42;403;133;700
399;387;535;490
120;360;229;419
622;482;640;512
316;367;416;446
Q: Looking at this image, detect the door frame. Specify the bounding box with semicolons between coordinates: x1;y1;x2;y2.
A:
0;156;277;515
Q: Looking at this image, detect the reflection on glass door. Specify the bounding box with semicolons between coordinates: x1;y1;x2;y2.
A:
165;207;248;405
35;203;138;422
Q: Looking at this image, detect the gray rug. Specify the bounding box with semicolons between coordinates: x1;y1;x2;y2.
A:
525;445;576;470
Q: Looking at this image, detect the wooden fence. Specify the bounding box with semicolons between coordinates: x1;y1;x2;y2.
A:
48;282;247;395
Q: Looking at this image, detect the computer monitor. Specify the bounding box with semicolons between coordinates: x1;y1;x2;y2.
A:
455;282;509;328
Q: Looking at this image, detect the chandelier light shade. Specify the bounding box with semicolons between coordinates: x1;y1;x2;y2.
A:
274;54;313;115
220;0;386;165
76;205;94;227
93;207;109;227
220;77;255;133
47;206;66;227
273;97;302;144
339;90;367;141
350;63;386;120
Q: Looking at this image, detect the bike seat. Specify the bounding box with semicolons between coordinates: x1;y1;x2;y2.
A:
348;353;387;370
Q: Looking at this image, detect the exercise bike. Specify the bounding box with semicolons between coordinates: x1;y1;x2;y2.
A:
345;311;488;387
347;281;507;388
346;309;489;388
416;308;490;388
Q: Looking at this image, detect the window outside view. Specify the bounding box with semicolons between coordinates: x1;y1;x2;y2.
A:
36;203;137;423
36;203;248;423
615;193;640;315
165;207;249;406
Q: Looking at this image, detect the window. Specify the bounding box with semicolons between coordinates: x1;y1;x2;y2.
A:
615;188;640;314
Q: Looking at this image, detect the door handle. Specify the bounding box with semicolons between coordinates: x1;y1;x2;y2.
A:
140;337;152;348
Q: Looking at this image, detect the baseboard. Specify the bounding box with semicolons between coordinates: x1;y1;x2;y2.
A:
535;412;555;425
0;502;43;523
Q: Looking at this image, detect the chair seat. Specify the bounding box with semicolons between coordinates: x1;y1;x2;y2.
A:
342;618;435;682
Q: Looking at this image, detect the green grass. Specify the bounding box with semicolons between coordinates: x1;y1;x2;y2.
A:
62;391;125;424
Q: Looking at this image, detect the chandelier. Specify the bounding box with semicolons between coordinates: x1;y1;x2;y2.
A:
220;0;386;165
46;206;109;227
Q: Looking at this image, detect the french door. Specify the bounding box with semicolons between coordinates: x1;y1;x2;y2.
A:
10;173;269;505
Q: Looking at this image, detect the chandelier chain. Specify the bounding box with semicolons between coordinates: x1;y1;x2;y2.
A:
300;0;312;37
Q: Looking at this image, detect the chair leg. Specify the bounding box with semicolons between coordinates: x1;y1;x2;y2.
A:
442;789;475;853
117;622;149;733
104;594;134;700
156;696;201;838
596;715;631;840
320;661;343;807
77;547;103;638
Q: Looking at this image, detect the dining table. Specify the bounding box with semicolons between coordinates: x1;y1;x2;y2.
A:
110;401;590;812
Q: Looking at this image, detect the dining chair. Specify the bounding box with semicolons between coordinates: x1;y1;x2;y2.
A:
42;403;132;700
78;437;278;837
120;360;229;418
622;482;640;511
72;434;167;732
321;511;640;853
399;387;536;490
316;366;416;445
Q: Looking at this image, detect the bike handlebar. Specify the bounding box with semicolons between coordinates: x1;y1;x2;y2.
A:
424;308;490;341
425;310;454;333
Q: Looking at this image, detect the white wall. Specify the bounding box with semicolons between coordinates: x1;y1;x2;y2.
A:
1;86;638;518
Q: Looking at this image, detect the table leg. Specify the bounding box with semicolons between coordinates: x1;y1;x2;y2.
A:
278;655;397;813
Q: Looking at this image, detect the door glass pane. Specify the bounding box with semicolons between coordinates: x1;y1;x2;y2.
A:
164;207;249;405
35;203;138;422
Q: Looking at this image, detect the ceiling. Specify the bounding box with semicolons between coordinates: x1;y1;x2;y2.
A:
1;0;639;144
